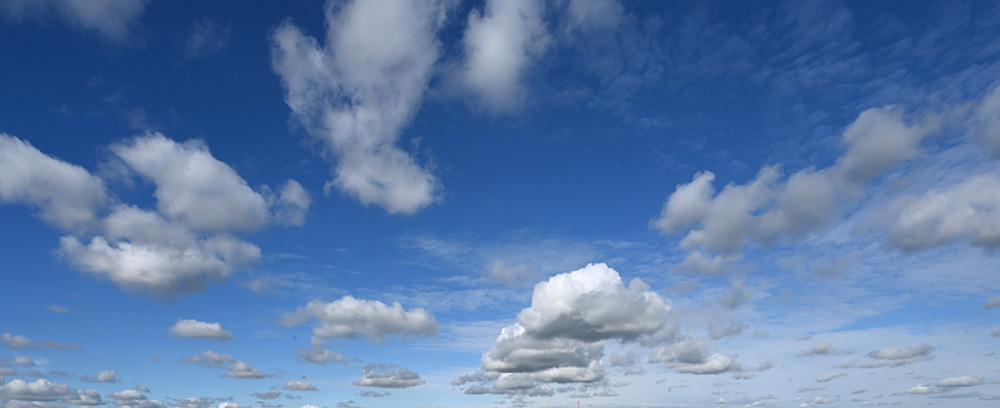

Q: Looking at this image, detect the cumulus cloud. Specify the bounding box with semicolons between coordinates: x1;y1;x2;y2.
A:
0;0;148;43
0;134;107;231
0;379;104;407
457;263;677;395
0;132;309;298
270;0;445;214
167;319;235;340
816;372;847;383
937;376;984;388
652;107;936;256
798;341;848;357
352;363;423;389
183;350;267;379
109;389;167;408
460;0;549;112
895;384;945;395
282;381;316;391
11;357;33;367
862;344;935;367
79;369;117;383
280;296;437;343
885;174;1000;250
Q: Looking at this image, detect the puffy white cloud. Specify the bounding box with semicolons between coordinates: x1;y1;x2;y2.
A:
79;369;117;383
515;263;672;342
111;134;269;232
352;363;423;389
461;0;549;111
816;372;847;383
937;376;984;388
653;106;935;256
295;348;348;365
0;133;307;298
0;134;106;231
885;174;1000;250
109;389;167;408
222;361;267;379
167;319;235;340
0;378;71;401
282;381;316;391
862;344;935;367
458;263;677;395
270;0;445;214
281;296;437;343
0;334;32;350
0;0;148;43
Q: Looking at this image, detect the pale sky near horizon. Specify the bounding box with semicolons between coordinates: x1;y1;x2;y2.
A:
1;1;1000;408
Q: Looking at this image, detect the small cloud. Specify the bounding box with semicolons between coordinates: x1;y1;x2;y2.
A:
282;381;317;391
1;333;33;349
251;391;280;400
895;384;945;395
80;369;118;383
182;18;231;60
937;376;985;388
12;356;34;367
136;385;150;393
167;319;235;340
352;363;423;389
988;296;1000;308
816;372;847;383
358;390;390;397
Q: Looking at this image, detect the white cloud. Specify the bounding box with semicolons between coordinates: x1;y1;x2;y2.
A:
0;134;107;231
46;305;69;314
270;0;445;214
816;372;847;383
280;296;438;343
222;361;266;379
282;381;317;391
458;263;677;395
80;369;117;383
797;341;846;357
653;106;935;256
250;391;279;400
560;0;622;31
352;363;423;389
0;133;309;298
895;384;945;395
1;334;32;350
109;389;167;408
862;343;935;367
0;378;104;407
183;18;230;60
885;174;1000;250
111;134;269;232
461;0;549;112
0;0;148;43
167;319;235;340
937;376;984;388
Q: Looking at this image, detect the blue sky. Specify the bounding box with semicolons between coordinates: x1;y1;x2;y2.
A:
1;0;1000;407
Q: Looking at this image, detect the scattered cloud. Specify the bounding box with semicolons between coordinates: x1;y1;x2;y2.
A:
460;0;549;112
109;388;167;408
352;363;423;389
183;350;267;379
167;319;235;340
1;333;33;350
251;391;280;400
985;296;1000;309
816;372;847;383
280;296;438;343
937;376;984;388
295;348;350;365
282;381;316;391
270;0;445;214
886;174;1000;250
0;378;104;407
47;305;70;313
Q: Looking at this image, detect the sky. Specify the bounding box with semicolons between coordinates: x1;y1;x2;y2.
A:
1;0;999;407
